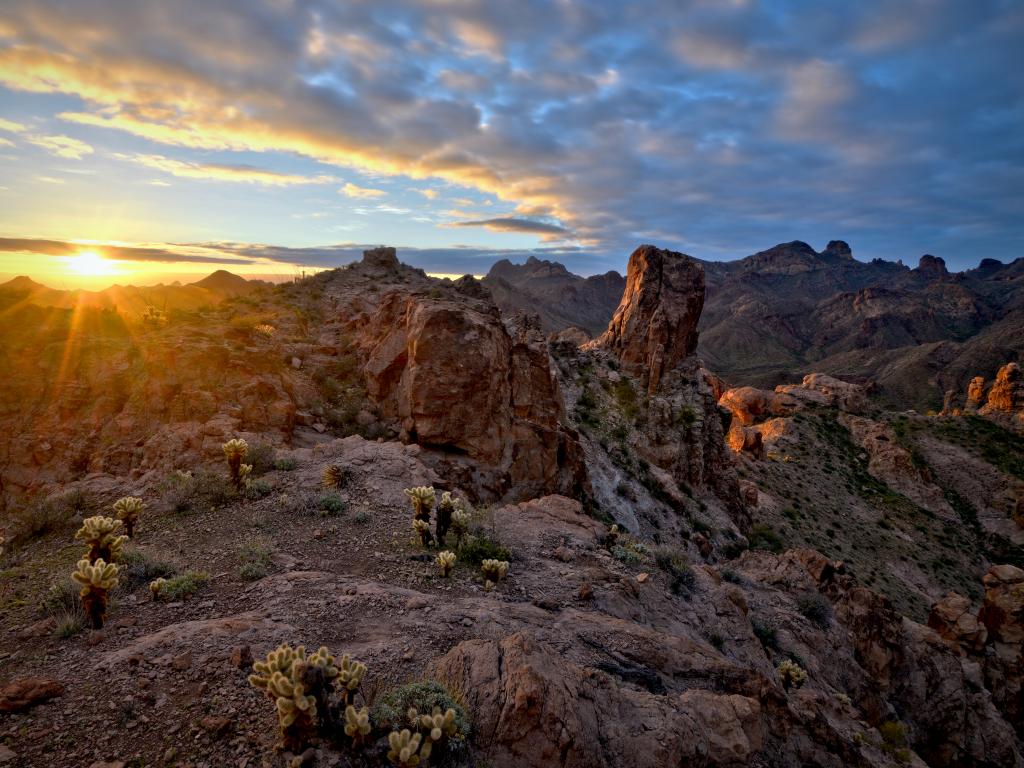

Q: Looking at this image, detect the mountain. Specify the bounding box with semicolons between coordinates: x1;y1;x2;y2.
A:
484;241;1024;409
0;269;267;316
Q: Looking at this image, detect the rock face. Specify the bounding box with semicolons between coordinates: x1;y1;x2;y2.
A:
928;593;988;653
979;564;1024;730
776;373;867;412
961;362;1024;432
593;245;705;394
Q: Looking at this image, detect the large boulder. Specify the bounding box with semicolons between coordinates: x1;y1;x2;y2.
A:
978;564;1024;729
927;592;988;653
593;245;704;394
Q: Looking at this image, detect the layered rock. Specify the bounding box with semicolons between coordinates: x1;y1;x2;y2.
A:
961;362;1024;432
593;245;704;394
776;373;867;412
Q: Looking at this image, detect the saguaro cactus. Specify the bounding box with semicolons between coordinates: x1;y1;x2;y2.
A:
113;496;144;538
75;516;128;563
222;438;249;490
72;558;119;629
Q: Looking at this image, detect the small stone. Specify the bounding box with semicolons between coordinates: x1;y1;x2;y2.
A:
405;595;430;610
552;546;574;563
578;582;594;601
113;616;137;628
291;357;303;369
85;630;106;647
200;715;233;735
0;677;64;713
461;617;474;627
171;653;193;671
636;572;650;584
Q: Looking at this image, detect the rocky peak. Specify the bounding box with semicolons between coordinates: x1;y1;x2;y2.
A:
822;240;853;260
361;246;399;269
916;254;949;278
963;361;1024;432
594;244;705;393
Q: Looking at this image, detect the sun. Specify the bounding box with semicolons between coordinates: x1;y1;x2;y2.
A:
67;250;118;276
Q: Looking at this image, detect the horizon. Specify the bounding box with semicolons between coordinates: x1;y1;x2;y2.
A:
1;1;1022;287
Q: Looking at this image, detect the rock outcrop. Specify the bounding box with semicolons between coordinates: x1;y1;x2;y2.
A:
961;362;1024;432
776;373;867;412
593;245;704;394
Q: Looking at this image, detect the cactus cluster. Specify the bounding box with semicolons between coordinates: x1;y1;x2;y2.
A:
388;729;426;767
412;519;432;548
436;551;456;577
404;486;436;519
75;516;128;564
223;438;249;490
606;524;620;547
450;508;470;548
113;496;144;538
481;558;509;584
403;486;474;552
778;659;808;690
149;577;166;601
72;558;119;629
344;705;372;745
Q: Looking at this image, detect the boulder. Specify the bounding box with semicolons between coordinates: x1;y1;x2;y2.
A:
593;245;704;394
0;677;64;713
927;592;988;653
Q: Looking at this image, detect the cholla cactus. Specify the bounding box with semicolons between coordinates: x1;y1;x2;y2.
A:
222;438;249;489
248;644;344;751
450;508;470;549
436;550;456;577
436;492;456;544
322;465;346;489
335;653;367;705
481;559;509;583
72;558;119;629
238;463;253;490
149;577;167;601
344;705;372;746
607;524;620;547
388;729;429;767
404;486;436;521
113;496;144;538
418;707;457;743
253;323;276;337
778;659;808;690
75;516;128;563
412;519;433;548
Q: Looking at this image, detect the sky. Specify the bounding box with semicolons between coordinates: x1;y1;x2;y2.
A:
0;0;1021;287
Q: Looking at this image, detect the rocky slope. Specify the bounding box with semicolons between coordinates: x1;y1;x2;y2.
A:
483;242;1024;411
1;246;1024;767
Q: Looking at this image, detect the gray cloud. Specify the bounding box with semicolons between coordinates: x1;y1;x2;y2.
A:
0;238;256;265
450;218;570;236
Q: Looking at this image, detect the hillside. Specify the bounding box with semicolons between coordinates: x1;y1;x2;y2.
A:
483;242;1024;409
1;246;1024;767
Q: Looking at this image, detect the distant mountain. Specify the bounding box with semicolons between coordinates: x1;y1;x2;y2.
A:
0;269;266;315
481;255;625;336
483;241;1024;409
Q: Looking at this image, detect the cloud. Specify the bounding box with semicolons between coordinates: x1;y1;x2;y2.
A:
0;118;26;133
340;182;386;198
0;1;1020;267
0;137;13;148
0;237;256;265
26;134;93;159
450;217;571;237
121;153;335;185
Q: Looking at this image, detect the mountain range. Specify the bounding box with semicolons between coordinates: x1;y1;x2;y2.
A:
482;241;1024;410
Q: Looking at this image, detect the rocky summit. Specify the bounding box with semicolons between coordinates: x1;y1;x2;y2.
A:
2;246;1024;767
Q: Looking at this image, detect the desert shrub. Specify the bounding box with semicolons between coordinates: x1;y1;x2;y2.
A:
611;540;648;566
118;547;177;592
459;535;511;566
10;490;92;544
353;509;370;525
152;571;208;601
319;493;346;516
163;470;234;514
245;479;273;499
676;406;697;428
797;593;832;629
654;546;695;595
611;379;640;422
371;681;471;743
238;539;273;581
41;580;80;618
748;524;784;554
55;609;85;639
247;443;277;475
274;456;298;472
721;568;742;584
752;619;780;652
879;720;911;763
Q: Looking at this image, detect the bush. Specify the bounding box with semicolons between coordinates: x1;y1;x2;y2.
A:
752;619;779;652
748;524;784;554
10;490;92;544
41;581;80;618
156;571;209;600
274;457;298;472
118;547;178;592
459;535;512;566
247;443;277;475
163;470;234;514
371;680;471;742
54;610;84;639
353;509;370;525
238;539;273;581
654;547;695;595
245;479;273;499
318;493;346;516
797;593;832;629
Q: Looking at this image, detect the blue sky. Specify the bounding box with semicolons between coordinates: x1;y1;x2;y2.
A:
0;0;1021;285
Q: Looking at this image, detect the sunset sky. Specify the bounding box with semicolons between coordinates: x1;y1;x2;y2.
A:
0;0;1021;287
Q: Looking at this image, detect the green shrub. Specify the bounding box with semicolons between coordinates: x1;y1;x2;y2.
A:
352;509;370;525
797;593;832;629
748;524;784;554
274;457;298;472
654;547;695;595
10;490;92;544
245;479;273;499
118;547;178;591
41;581;81;619
371;681;471;742
752;619;779;652
156;571;209;600
247;443;277;475
459;535;512;566
318;493;346;516
54;609;85;639
163;470;234;514
238;539;273;581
